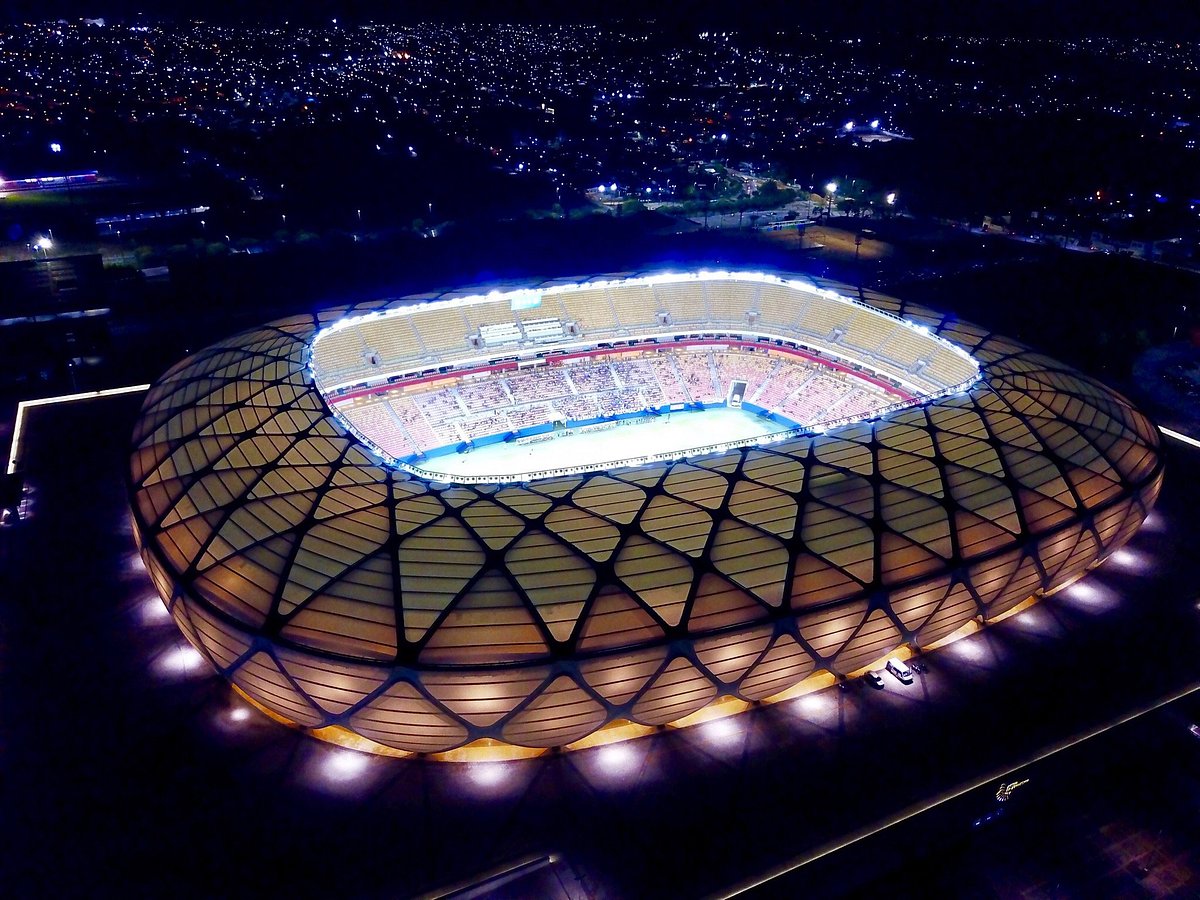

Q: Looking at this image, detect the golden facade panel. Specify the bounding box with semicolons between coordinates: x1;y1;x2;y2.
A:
129;273;1163;754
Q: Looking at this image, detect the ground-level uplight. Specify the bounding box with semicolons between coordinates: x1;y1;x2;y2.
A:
701;716;742;746
467;761;509;787
596;742;638;775
140;595;172;625
157;644;205;677
323;748;370;782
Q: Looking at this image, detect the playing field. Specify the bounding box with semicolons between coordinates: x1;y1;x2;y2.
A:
417;405;787;480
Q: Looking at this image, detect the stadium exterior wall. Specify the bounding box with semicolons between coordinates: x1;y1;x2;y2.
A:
128;273;1164;757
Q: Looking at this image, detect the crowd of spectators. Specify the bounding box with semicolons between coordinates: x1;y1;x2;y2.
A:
334;347;900;457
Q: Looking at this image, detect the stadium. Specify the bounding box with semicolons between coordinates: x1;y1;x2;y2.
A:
128;271;1164;758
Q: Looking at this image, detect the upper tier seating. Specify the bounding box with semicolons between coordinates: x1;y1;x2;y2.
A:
310;279;977;400
654;282;710;325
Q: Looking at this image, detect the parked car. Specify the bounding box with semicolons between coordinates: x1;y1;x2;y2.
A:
886;657;914;684
866;670;886;690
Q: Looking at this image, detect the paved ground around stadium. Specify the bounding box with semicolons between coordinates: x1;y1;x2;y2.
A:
416;406;784;480
3;391;1200;899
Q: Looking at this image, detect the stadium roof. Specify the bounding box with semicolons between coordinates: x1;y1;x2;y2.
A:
128;273;1163;755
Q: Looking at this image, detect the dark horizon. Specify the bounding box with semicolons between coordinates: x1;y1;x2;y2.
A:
3;0;1200;39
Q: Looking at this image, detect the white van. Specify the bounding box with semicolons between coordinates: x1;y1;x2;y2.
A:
885;657;914;684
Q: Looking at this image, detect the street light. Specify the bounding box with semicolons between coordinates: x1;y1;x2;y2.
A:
886;192;897;205
826;182;838;217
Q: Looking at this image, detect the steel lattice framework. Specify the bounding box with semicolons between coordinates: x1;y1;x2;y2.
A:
129;273;1163;755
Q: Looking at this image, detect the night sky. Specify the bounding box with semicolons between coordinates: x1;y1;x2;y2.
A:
2;0;1200;38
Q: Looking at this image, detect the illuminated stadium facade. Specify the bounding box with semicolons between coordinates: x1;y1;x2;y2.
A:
129;272;1163;757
